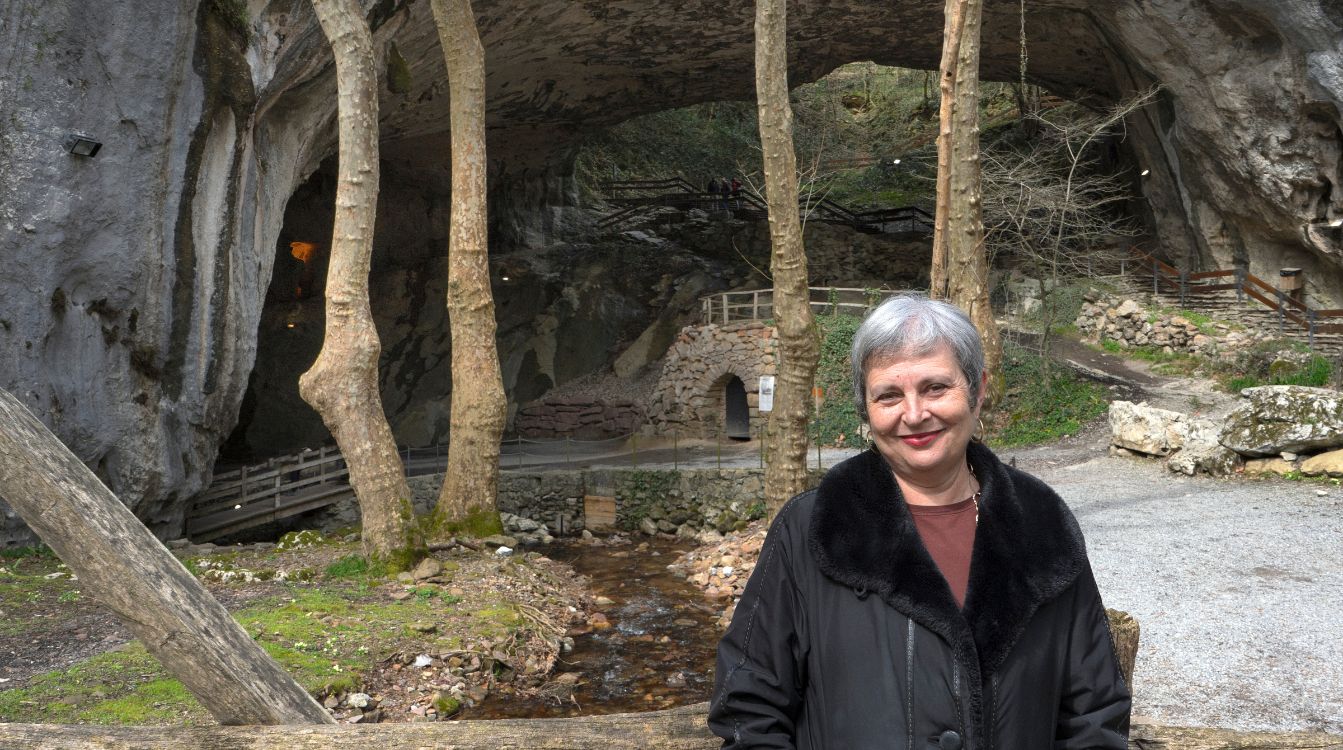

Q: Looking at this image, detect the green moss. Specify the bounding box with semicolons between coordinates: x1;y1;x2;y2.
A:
386;43;412;94
209;0;249;37
433;694;461;716
276;530;328;551
426;506;504;541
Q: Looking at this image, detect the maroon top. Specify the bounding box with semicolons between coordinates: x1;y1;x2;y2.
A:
907;496;977;608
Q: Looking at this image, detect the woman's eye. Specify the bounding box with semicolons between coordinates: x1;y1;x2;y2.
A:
928;383;948;394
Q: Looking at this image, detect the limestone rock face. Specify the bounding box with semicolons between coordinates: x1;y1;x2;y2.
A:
2;0;1340;543
1108;401;1189;456
1221;386;1343;457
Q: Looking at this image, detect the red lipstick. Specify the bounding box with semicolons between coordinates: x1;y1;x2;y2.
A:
898;430;942;447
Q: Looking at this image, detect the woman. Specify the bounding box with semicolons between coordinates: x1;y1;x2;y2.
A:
709;294;1130;749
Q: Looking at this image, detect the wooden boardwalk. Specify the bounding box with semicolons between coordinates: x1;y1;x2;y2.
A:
187;447;356;542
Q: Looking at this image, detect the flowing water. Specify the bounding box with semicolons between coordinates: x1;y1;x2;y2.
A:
461;537;722;719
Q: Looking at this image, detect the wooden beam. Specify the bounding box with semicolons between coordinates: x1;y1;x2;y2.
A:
0;388;334;726
0;705;1338;749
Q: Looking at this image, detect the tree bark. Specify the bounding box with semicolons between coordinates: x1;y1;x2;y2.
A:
1109;607;1141;692
301;0;423;561
0;389;334;726
0;707;1337;750
930;0;1004;404
429;0;507;531
755;0;820;515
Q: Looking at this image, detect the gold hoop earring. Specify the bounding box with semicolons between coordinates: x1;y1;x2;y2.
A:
973;416;986;443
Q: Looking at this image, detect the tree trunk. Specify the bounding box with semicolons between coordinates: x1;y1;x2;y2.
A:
755;0;819;515
930;0;1004;404
1108;608;1141;692
0;389;334;726
0;706;1337;749
301;0;423;562
429;0;507;532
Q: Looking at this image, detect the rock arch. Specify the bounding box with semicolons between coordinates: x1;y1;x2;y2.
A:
647;323;776;439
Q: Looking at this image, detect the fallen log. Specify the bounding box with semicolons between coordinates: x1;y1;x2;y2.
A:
0;704;1338;750
0;388;334;725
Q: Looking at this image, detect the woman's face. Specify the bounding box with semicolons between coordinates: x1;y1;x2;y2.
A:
864;344;984;485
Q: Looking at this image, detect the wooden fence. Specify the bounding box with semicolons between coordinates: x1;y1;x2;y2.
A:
700;286;895;325
1135;248;1343;346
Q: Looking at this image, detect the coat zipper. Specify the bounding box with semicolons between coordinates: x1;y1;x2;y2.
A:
905;619;915;750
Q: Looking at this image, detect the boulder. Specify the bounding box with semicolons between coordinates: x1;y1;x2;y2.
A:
1166;418;1240;476
1108;401;1188;456
1300;448;1343;477
1221;386;1343;457
1243;457;1298;476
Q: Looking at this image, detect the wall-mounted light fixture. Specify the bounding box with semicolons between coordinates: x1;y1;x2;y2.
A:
1139;169;1150;177
62;133;102;157
500;275;510;282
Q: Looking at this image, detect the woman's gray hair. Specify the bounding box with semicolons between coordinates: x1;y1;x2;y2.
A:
850;293;985;421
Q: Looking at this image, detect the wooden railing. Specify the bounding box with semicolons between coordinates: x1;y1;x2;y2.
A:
1133;248;1343;345
700;286;895;325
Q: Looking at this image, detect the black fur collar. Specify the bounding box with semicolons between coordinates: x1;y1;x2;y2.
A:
808;441;1087;679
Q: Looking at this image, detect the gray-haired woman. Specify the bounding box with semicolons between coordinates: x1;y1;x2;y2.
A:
709;293;1130;749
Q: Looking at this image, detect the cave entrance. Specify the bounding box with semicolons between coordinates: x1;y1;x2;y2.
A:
724;375;750;440
218;165;338;464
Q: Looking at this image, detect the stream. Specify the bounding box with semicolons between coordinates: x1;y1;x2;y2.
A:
461;537;722;719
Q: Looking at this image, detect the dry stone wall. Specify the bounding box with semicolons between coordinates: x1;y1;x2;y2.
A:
1075;294;1272;355
646;323;776;438
514;397;644;439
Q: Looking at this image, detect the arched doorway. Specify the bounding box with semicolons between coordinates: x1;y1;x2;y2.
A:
724;375;750;440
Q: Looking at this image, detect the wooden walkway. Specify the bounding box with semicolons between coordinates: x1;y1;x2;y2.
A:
187;445;455;542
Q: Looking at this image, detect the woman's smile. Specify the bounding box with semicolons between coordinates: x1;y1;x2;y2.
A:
897;429;943;447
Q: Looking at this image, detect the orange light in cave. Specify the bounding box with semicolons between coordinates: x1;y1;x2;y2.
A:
290;241;317;263
289;241;318;299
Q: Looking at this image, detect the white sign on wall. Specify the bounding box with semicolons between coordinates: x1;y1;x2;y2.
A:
758;375;775;412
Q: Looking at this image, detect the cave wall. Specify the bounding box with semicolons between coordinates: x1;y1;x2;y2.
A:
1;0;1339;544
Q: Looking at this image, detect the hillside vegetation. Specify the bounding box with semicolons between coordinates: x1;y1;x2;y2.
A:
575;63;1023;210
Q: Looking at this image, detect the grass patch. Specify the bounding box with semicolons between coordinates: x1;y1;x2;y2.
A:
324;554;387;581
0;584;477;724
0;644;208;725
988;344;1109;448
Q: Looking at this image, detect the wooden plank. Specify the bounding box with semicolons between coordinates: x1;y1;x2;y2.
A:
1313;309;1343;319
1187;270;1234;281
584;495;618;530
0;710;1340;750
0;387;334;726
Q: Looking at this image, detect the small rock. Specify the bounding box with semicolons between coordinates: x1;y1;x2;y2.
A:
413;654;434;668
581;530;594;540
347;692;373;709
396;572;415;584
495;546;514;556
411;622;438;634
589;613;612;630
666;671;688;687
323;695;340;709
390;591;413;601
412;558;443;581
594;596;615;607
639;517;659;536
167;538;190;550
481;534;518;548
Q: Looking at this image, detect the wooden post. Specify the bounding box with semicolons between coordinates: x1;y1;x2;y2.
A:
0;388;335;726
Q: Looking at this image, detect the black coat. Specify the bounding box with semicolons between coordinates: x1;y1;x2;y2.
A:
709;442;1131;749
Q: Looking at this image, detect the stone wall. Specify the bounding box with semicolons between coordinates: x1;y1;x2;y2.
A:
308;468;819;538
514;397;644;439
645;323;776;437
1074;294;1272;355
